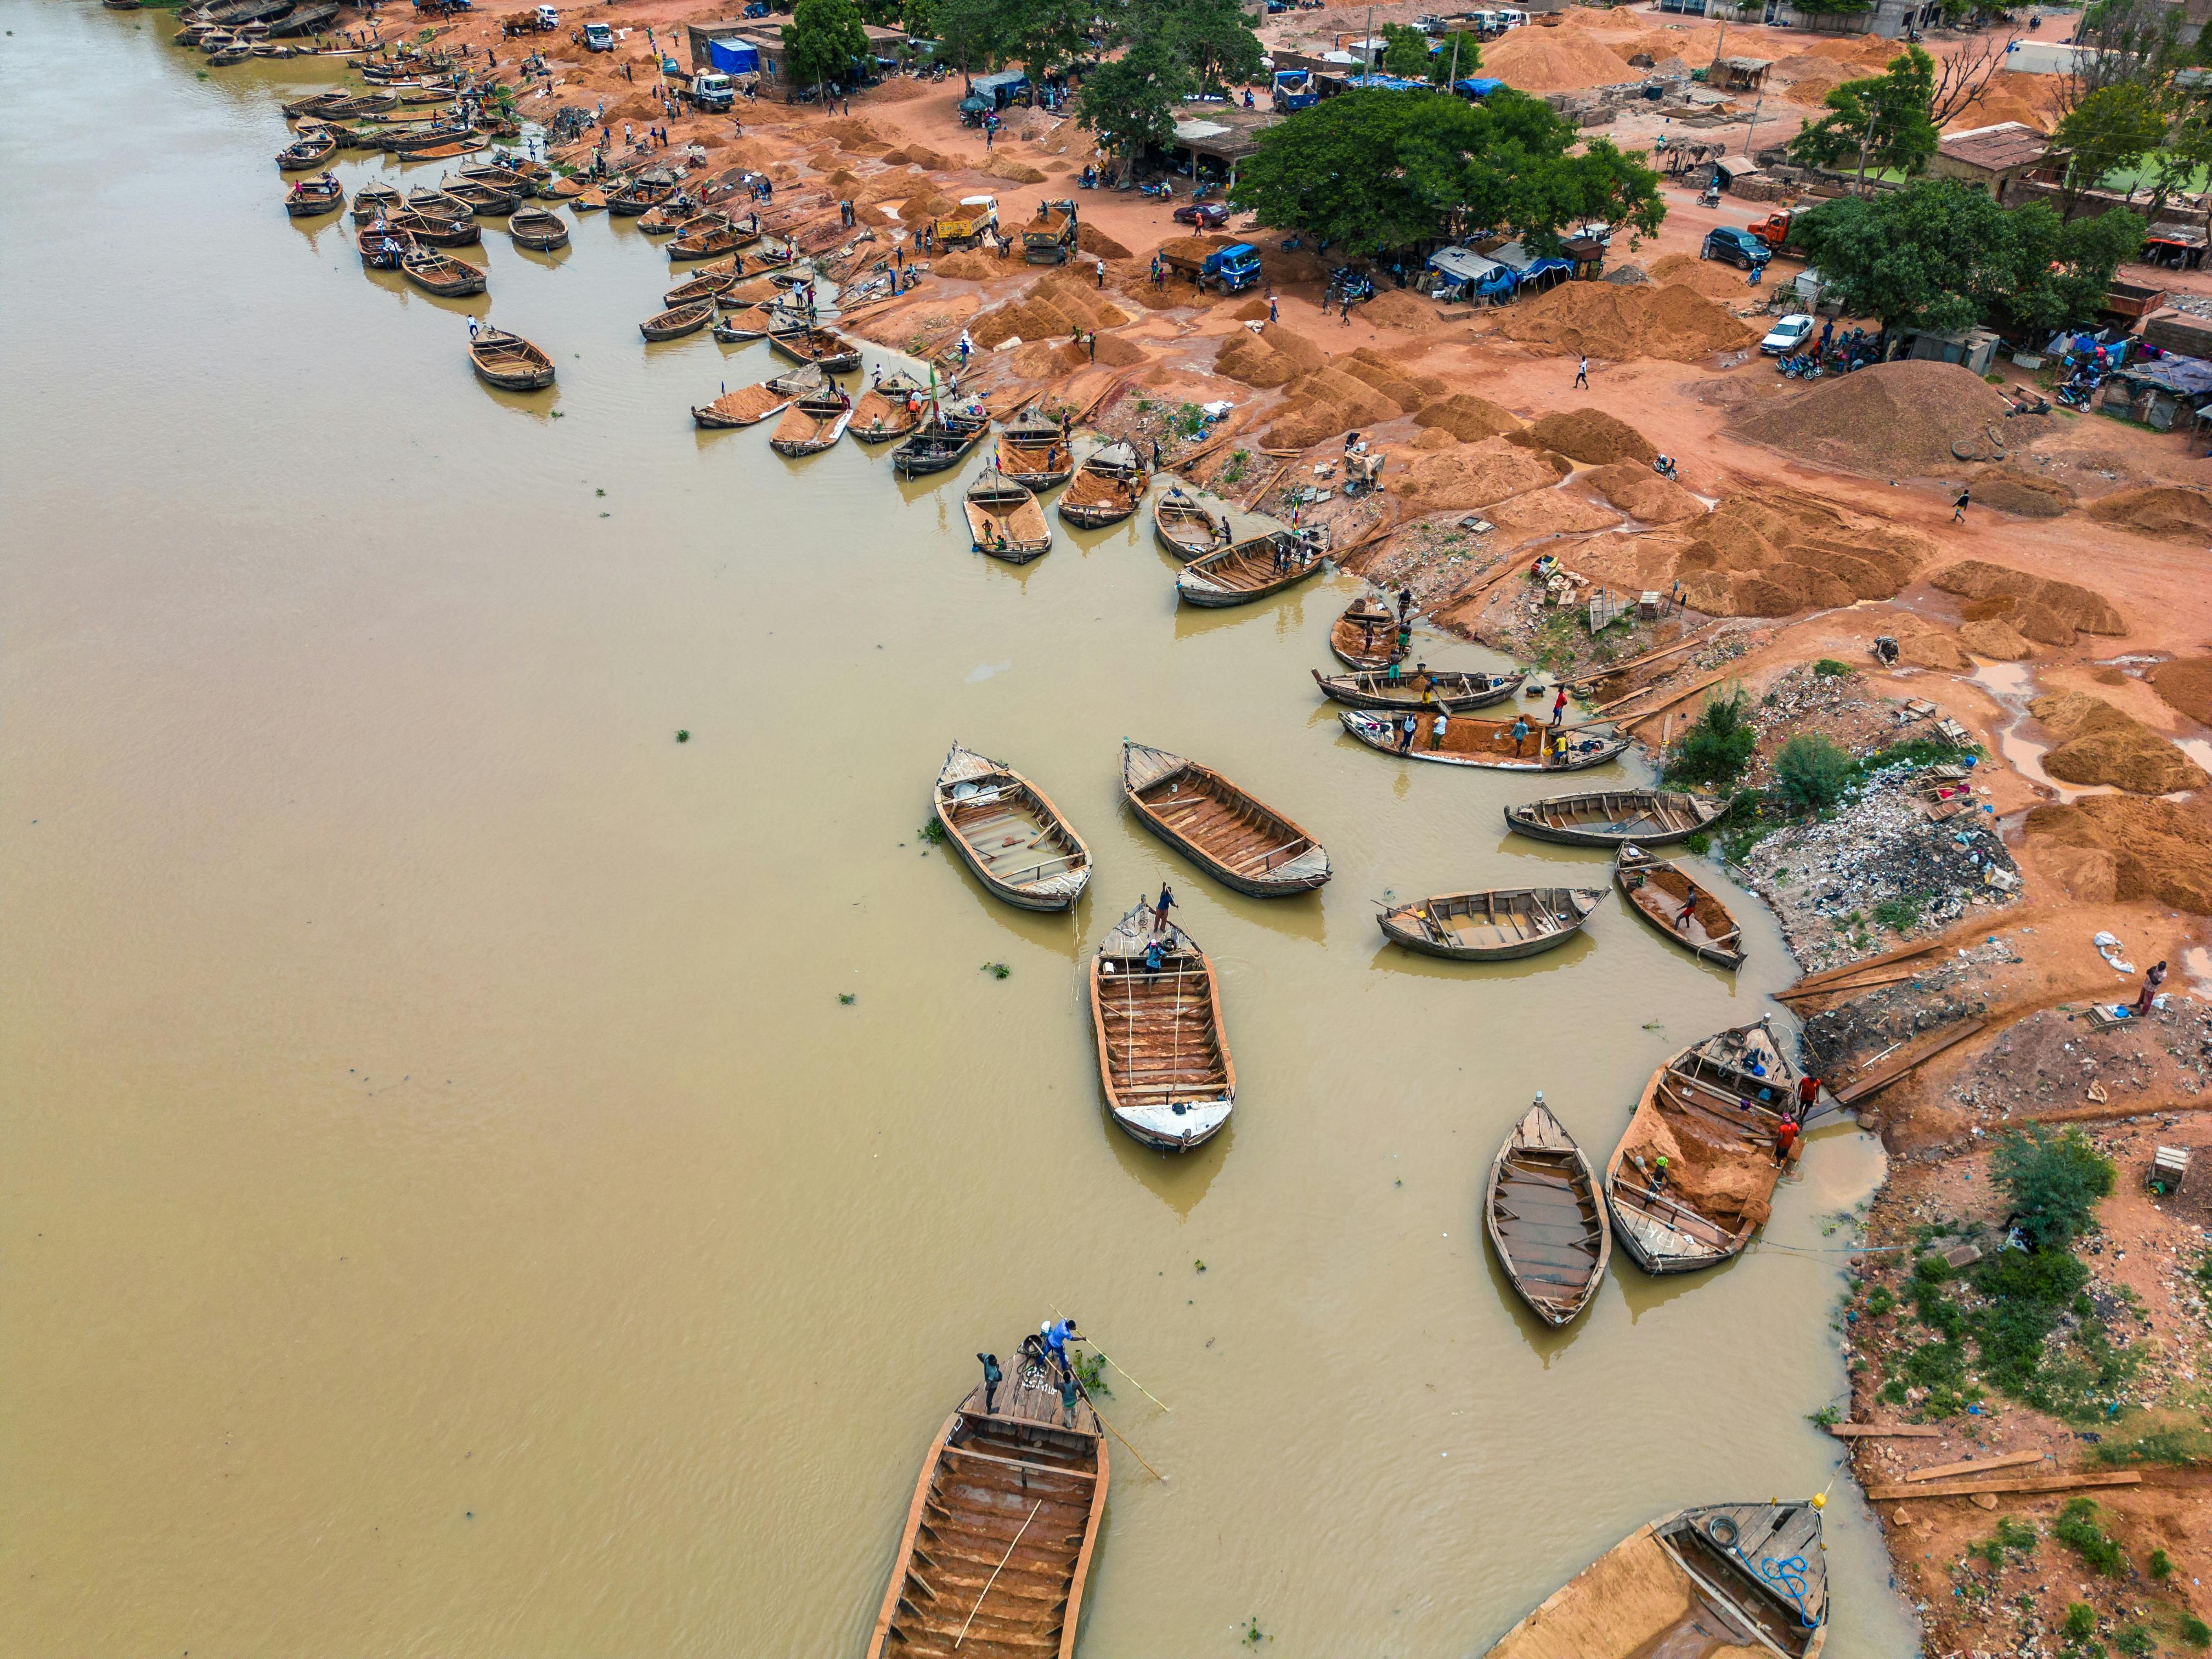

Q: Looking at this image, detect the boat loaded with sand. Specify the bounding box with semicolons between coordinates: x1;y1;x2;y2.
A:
1057;441;1146;527
933;743;1091;912
963;470;1052;563
1485;1096;1611;1327
1121;740;1330;897
1090;899;1234;1149
1503;788;1727;848
1481;1501;1827;1658
994;407;1075;490
1176;533;1325;607
863;1341;1109;1659
1311;667;1523;713
1330;594;1407;669
1615;843;1744;969
1375;887;1600;963
767;323;861;374
691;380;793;430
1605;1020;1799;1275
767;392;854;458
1150;487;1223;560
849;370;925;444
1341;711;1630;771
467;329;554;391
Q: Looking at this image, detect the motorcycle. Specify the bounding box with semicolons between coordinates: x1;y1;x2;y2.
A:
1652;455;1679;481
1138;180;1173;198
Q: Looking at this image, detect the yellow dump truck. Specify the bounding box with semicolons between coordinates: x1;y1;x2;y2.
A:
933;194;998;250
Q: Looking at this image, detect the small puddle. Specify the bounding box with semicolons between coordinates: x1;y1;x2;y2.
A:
2186;946;2212;999
1970;662;2114;803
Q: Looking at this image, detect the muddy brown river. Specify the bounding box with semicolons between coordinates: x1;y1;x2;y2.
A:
1;8;1917;1654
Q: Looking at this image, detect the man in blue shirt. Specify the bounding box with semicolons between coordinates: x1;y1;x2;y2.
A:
1043;1317;1081;1380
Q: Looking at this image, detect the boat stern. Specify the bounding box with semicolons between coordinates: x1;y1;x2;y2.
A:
1114;1094;1232;1150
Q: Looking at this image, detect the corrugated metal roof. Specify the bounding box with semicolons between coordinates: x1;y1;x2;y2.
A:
1939;121;2048;173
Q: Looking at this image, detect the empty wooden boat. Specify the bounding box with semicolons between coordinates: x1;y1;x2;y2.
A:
892;416;987;479
933;743;1092;912
1340;710;1630;772
691;381;793;429
330;91;400;118
276;129;336;170
386;207;478;246
205;40;251;64
1485;1097;1611;1327
712;306;776;344
267;0;337;35
1177;533;1323;607
964;470;1052;563
1312;667;1523;713
1481;1502;1828;1659
1615;844;1743;969
768;324;861;374
349;179;403;222
458;161;531;192
1152;487;1222;560
356;220;415;268
1605;1020;1799;1276
283;173;343;216
769;391;854;458
863;1340;1108;1659
1091;900;1233;1149
407;184;473;220
1330;594;1406;669
442;176;518;216
664;262;740;307
849;370;924;444
1058;441;1146;527
1376;887;1601;963
283;89;352;117
395;82;459;105
1503;788;1726;848
506;204;568;251
467;328;554;391
1121;740;1329;897
640;301;714;342
995;409;1075;490
607;172;678;217
398;247;486;297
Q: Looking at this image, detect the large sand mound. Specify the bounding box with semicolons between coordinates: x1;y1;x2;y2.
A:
1393;438;1572;510
1967;465;2073;518
2085;484;2212;544
1958;617;2033;659
1929;561;2125;642
1415;393;1523;443
1726;361;2025;477
969;274;1132;349
2150;657;2212;726
2024;795;2212;911
1672;487;1935;617
1583;461;1706;524
2030;692;2209;794
1484;27;1645;91
1499;282;1757;364
1646;251;1760;303
1515;408;1656;465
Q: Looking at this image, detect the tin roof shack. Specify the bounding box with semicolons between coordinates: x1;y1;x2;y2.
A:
1424;244;1513;302
2100;354;2212;431
1899;326;2001;376
1929;121;2049;204
2143;308;2212;357
2143;224;2210;269
1709;56;1771;92
1168;106;1278;187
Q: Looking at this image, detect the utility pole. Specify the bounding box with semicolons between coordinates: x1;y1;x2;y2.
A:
1447;29;1460;87
1709;16;1727;72
1742;90;1763;163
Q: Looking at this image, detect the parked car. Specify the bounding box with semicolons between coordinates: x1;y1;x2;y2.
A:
1173;201;1229;228
1702;227;1771;270
1759;313;1815;356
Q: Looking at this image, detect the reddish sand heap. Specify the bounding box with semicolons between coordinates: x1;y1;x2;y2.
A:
2029;693;2209;794
1967;466;2074;518
1393;438;1572;510
1929;561;2125;644
1500;282;1758;364
1516;408;1656;465
1728;361;2028;477
1483;27;1646;92
969;275;1133;349
2150;657;2212;725
1362;290;1446;331
1958;617;2033;660
1415;393;1524;443
1645;251;1760;303
2085;484;2212;544
2024;795;2212;912
1668;486;1934;617
1583;461;1706;524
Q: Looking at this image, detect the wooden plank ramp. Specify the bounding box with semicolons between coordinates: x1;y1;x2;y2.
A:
1833;1019;1987;1107
1865;1470;2139;1501
1905;1449;2047;1483
1829;1424;1943;1439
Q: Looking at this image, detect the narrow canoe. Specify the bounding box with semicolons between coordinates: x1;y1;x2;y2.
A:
995;413;1075;490
1480;1502;1828;1658
893;419;987;479
283;89;352;117
507;205;569;251
468;329;554;391
1341;710;1630;772
283;174;343;216
768;325;861;374
964;472;1052;563
1376;887;1601;963
1311;667;1523;713
664;263;741;307
768;393;854;457
1615;844;1744;969
1605;1020;1798;1276
1091;900;1233;1149
356;221;415;268
407;185;474;220
1502;789;1727;848
1330;595;1407;669
640;301;714;342
400;248;487;296
1122;740;1330;897
691;382;793;429
1177;533;1324;607
206;43;252;64
1151;488;1221;560
350;180;403;222
1058;442;1146;527
862;1345;1109;1659
1485;1097;1611;1327
933;743;1091;911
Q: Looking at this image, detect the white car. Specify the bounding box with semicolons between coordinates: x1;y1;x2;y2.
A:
1760;314;1814;356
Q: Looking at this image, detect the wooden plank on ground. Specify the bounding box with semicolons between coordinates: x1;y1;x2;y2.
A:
1786;938;1948;994
1905;1449;2048;1483
1556;628;1716;690
1598;665;1736;719
1775;964;1940;1003
1833;1019;1988;1107
1828;1424;1943;1439
1865;1470;2138;1501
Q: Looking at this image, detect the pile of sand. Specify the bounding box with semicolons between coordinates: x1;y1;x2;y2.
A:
1217;331;1300;388
1485;488;1622;543
1566;528;1698;595
1929;561;2125;644
969;275;1133;349
1646;251;1760;303
2024;795;2212;911
1892;617;1974;672
1335;347;1433;410
1966;466;2074;518
932;251;999;281
1958;617;2033;660
1516;408;1655;465
1410;426;1459;451
984;156;1048;185
1963;71;2056;134
2085;484;2212;544
1229;297;1271;321
1362;290;1446;331
1583;461;1706;524
1608;24;1727;64
2150;657;2212;725
880;143;951;169
1728;362;2027;477
2029;693;2209;794
1011;338;1088;378
1393;437;1573;511
1485;26;1645;92
1499;282;1757;364
1617;1107;1773;1231
1075;222;1130;259
1415;393;1523;443
1672;486;1936;617
1259;342;1426;446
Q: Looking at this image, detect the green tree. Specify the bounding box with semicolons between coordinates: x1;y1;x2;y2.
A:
1668;686;1757;791
782;0;871;91
1379;24;1432;79
1788;46;1940;191
1154;0;1265;94
2052;81;2171;213
1990;1126;2115;1251
1430;31;1481;85
1077;40;1192;162
930;0;1015;75
1006;0;1097;77
1774;734;1853;811
2144;105;2212;222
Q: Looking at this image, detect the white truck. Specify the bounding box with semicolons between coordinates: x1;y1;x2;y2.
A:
690;70;735;111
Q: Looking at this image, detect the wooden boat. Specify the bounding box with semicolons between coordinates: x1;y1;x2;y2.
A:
1151;486;1222;560
716;274;784;311
639;301;714;342
994;409;1074;490
1605;1020;1799;1276
467;328;555;391
399;247;486;297
459;162;530;193
691;381;793;430
711;306;776;344
891;416;987;479
442;176;519;216
1485;1097;1611;1327
507;205;569;251
768;324;861;374
276;130;337;170
356;220;415;268
1340;710;1630;772
1503;788;1727;848
669;217;742;262
1121;740;1329;897
862;1341;1108;1659
283;89;352;117
283;173;343;216
1089;900;1234;1149
328;91;399;118
1177;533;1325;607
205;0;289;22
933;743;1091;912
635;194;702;234
546;174;589;201
350;180;403;223
1615;844;1744;969
266;1;337;35
768;392;855;458
205;40;251;64
1332;596;1404;669
572;187;607;212
963;470;1052;563
763;362;830;400
848;371;924;444
607;173;678;217
1480;1502;1828;1658
395;82;459;105
386;207;478;246
390;131;483;160
1057;441;1145;527
663;263;740;307
1311;666;1523;713
1376;887;1601;963
407;184;473;220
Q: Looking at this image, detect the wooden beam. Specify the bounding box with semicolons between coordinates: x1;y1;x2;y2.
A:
1774;964;1939;1003
1865;1471;2138;1501
1828;1424;1943;1439
1785;938;1948;994
1595;664;1736;718
1905;1449;2048;1483
1833;1019;1987;1107
1556;628;1718;691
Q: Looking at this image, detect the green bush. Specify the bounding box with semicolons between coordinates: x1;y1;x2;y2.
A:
2055;1498;2128;1576
1864;1285;1896;1318
1874;897;1923;933
2149;1548;2173;1580
1774;733;1855;810
1994;1516;2037;1554
1813;657;1853;676
2113;1625;2152;1657
2181;1612;2210;1647
1668;687;1758;791
1991;1125;2115;1250
2065;1604;2097;1641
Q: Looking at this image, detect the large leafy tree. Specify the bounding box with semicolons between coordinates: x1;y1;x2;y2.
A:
1379;24;1432;79
1077;40;1192;160
2051;81;2171;213
1156;0;1265;93
930;0;1016;75
1005;0;1098;77
783;0;872;92
1787;46;1940;192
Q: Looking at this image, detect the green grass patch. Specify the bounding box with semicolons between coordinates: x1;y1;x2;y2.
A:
2054;1497;2128;1576
2086;1412;2212;1469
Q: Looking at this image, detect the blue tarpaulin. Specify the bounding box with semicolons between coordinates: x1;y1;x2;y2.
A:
707;38;758;73
1453;76;1505;98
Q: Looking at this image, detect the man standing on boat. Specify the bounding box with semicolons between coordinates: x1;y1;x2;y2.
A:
977;1351;1003;1413
1152;882;1175;936
1042;1316;1080;1380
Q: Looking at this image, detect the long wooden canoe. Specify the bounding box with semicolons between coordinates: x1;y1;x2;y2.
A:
691;382;793;429
1311;667;1524;713
399;247;486;296
1330;594;1406;669
350;179;403;222
275;131;336;170
1485;1097;1611;1327
635;195;701;235
712;306;777;344
406;184;474;221
664;262;741;307
1341;710;1629;772
850;377;922;445
1615;844;1743;969
934;743;1091;911
864;1347;1109;1659
1503;789;1726;848
1091;900;1233;1149
1605;1020;1798;1276
1122;741;1329;897
669;218;742;262
386;207;479;246
1058;441;1146;527
768;392;854;458
768;324;861;374
1376;887;1601;963
443;176;518;216
607;173;678;216
468;329;554;391
640;301;714;342
995;410;1075;490
1152;487;1223;561
507;205;569;251
893;417;987;479
964;471;1052;563
1481;1502;1827;1658
1177;533;1325;607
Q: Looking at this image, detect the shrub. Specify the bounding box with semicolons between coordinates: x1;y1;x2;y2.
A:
1774;733;1854;810
1668;686;1757;791
2113;1626;2152;1657
2065;1603;2097;1641
2181;1612;2210;1647
1994;1516;2037;1554
2054;1498;2127;1575
1813;657;1853;676
2149;1548;2173;1580
1874;897;1922;933
1990;1125;2115;1250
1864;1285;1896;1318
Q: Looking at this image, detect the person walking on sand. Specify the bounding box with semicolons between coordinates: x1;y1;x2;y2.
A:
977;1351;1003;1413
1096;256;1107;289
1796;1072;1821;1114
1268;294;1278;323
1573;355;1589;390
2135;960;2168;1013
1953;487;1970;522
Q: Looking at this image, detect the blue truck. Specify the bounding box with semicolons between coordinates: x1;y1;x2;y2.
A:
1272;69;1318;111
1203;242;1263;294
